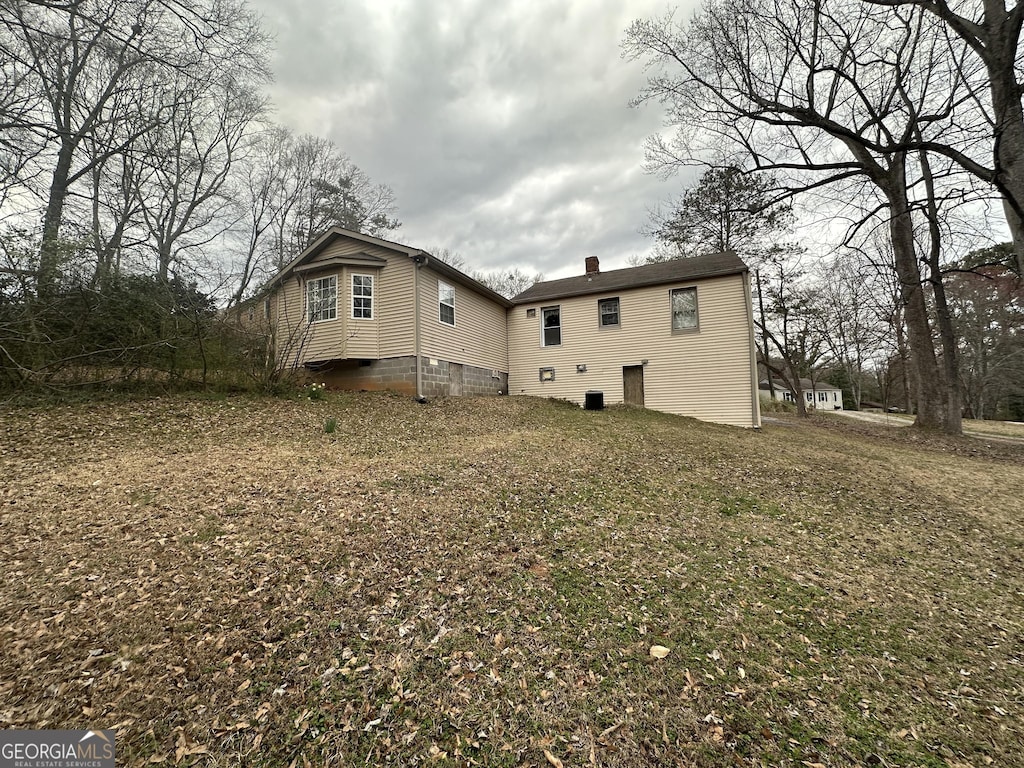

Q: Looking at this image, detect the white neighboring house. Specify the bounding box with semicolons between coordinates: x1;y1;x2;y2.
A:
759;378;844;411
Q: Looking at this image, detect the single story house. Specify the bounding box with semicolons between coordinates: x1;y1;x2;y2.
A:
759;378;844;410
250;227;762;428
257;227;511;397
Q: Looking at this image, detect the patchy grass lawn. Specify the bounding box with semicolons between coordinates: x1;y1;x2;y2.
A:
1;393;1022;767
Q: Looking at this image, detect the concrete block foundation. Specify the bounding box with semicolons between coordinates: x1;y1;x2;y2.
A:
316;356;508;398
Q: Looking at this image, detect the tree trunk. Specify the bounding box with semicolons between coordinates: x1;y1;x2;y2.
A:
991;81;1024;276
929;269;963;433
755;269;775;399
157;244;172;282
984;0;1024;276
886;171;945;429
38;140;76;298
919;148;963;434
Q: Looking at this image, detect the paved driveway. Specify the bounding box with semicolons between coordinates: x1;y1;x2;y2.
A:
827;409;1024;443
830;410;911;427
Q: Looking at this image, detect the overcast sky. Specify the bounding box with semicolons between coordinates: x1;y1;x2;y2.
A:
248;0;698;279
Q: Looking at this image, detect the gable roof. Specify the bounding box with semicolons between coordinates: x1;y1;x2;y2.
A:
260;227;512;307
511;251;748;305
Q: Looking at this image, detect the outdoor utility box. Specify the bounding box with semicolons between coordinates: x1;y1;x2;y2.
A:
584;390;604;410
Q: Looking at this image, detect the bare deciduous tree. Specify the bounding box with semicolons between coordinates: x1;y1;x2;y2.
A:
473;267;544;299
134;75;267;281
228;130;402;303
755;258;827;417
624;0;972;432
814;253;890;410
867;0;1024;275
0;0;268;294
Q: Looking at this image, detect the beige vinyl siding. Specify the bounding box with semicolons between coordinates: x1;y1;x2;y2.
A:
276;268;378;363
344;268;380;358
274;237;424;365
507;273;757;428
377;255;416;358
419;267;508;372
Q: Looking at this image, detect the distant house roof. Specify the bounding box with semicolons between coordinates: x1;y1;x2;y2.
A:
511;251;748;305
759;378;842;392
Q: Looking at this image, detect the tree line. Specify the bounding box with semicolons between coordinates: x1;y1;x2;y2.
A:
0;0;402;391
625;0;1024;433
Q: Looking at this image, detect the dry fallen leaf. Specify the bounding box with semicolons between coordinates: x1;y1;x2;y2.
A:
2;392;1021;766
543;748;564;768
649;645;671;659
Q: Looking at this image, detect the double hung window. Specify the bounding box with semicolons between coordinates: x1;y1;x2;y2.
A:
307;276;337;323
542;306;561;346
439;281;455;325
352;274;373;319
598;297;620;328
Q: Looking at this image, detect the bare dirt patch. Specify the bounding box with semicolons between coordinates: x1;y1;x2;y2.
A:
2;393;1022;767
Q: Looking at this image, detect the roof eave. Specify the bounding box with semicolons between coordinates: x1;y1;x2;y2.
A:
256;227;513;308
424;256;514;308
510;264;748;305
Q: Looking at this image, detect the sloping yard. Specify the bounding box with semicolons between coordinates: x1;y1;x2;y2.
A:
1;393;1022;767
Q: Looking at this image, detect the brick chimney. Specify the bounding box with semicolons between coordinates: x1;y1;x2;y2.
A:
585;256;600;275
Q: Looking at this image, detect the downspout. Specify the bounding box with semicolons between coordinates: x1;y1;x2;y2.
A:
744;270;762;428
412;252;428;400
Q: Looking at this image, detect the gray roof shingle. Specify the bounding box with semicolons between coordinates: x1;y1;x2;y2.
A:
511;251;748;304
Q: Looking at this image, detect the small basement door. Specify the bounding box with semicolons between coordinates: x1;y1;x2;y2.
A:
623;365;645;407
449;362;464;396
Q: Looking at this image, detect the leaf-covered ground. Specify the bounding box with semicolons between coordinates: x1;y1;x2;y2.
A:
1;393;1022;767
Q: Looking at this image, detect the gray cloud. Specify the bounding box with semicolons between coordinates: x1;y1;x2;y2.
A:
251;0;693;278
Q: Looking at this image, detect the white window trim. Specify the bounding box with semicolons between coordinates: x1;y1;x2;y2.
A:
351;273;373;320
439;280;455;326
306;274;338;324
541;305;561;347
